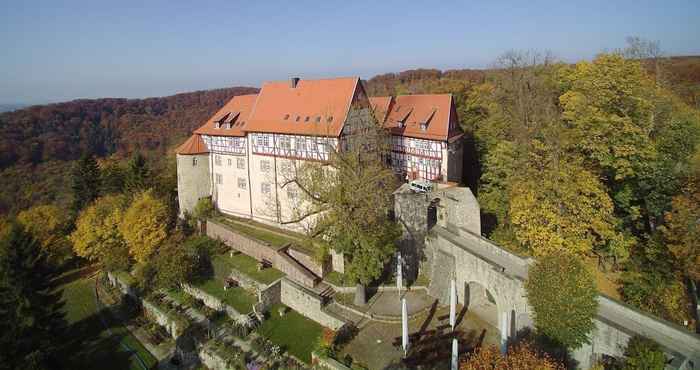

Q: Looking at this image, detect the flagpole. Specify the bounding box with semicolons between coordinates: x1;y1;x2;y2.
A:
401;297;409;357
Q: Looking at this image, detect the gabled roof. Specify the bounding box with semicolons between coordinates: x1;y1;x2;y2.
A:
371;94;461;141
243;77;359;137
194;94;258;137
176;134;209;155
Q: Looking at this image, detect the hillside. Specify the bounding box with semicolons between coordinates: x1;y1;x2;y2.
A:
0;86;257;214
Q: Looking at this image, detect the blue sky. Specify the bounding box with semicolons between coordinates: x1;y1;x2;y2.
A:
2;0;699;103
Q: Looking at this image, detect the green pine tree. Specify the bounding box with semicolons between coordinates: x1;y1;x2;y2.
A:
70;153;101;213
124;152;150;194
0;222;65;369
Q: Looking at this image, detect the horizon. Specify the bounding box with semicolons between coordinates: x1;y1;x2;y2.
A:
2;0;700;104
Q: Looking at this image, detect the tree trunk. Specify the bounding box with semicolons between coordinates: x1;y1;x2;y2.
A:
354;283;367;306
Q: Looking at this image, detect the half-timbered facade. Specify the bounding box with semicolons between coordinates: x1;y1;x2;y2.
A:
176;77;463;230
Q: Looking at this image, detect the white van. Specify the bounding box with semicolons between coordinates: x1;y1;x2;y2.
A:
409;179;433;193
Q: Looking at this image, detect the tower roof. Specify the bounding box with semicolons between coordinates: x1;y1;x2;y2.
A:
175;134;208;155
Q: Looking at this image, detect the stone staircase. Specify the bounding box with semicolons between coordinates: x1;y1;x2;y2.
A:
315;282;336;303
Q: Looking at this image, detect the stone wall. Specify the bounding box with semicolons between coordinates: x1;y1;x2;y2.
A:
330;250;345;274
198;346;230;370
312;351;351;370
288;247;329;277
280;278;346;330
106;271;138;298
258;280;281;312
227;266;267;293
142;299;186;339
181;283;249;320
177;154;211;217
207;220;278;262
207;219;319;287
393;185;430;280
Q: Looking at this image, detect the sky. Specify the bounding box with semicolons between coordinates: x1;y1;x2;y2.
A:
1;0;699;104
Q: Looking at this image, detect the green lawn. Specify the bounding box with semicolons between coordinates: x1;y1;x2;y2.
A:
212;253;284;285
216;216;296;248
57;270;157;370
257;304;324;363
192;279;257;313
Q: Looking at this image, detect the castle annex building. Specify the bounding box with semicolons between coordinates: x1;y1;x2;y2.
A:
176;77;463;229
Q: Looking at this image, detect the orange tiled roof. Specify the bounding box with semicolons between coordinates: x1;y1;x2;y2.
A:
175;134;208;155
194;94;258;137
243;77;359;137
372;94;461;141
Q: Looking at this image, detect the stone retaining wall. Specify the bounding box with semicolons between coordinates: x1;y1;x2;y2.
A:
288;247;329;277
259;280;281;312
227;266;267;293
141;299;186;339
106;271;138;298
312;351;351;370
280;278;346;330
207;219;319;287
182;283;249;320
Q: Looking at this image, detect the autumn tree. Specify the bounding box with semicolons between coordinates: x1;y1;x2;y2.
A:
151;234;204;289
120;190;169;263
70;153;101;213
525;252;598;350
16;204;73;266
460;343;564;370
278;108;400;305
70;194;130;270
622;336;666;370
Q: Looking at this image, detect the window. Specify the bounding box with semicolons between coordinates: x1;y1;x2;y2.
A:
227;158;232;166
420;123;427;131
261;160;271;172
237;158;245;169
261;182;271;194
296;138;306;152
192;157;198;166
398;121;405;128
284;114;290;120
257;135;270;147
327;116;333;123
304;116;310;122
215;155;222;166
287;187;297;200
215;122;221;129
237;178;247;190
315;116;321;123
280;161;292;174
279;136;291;150
215;174;223;184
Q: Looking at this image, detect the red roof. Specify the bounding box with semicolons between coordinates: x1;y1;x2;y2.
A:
175;134;208;155
194;94;258;137
243;77;359;137
370;94;461;141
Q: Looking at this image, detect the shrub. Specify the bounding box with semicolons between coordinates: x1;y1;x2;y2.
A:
193;197;214;220
460;343;564;370
623;336;666;370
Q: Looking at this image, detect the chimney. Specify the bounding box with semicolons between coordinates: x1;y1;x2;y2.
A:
290;77;300;88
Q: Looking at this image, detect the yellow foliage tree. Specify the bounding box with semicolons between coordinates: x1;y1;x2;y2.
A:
120;190;168;263
510;154;632;261
70;195;128;262
460;343;564;370
17;204;72;264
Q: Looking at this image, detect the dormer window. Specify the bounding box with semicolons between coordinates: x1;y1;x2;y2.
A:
420;123;427;131
398;121;405;128
305;116;310;122
327;116;333;123
284;114;290;120
315;116;321;123
215;122;221;129
296;116;301;122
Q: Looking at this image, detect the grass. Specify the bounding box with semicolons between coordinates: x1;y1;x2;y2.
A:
216;216;297;248
57;268;157;370
324;271;353;287
192;279;257;314
212;253;285;285
257;304;324;363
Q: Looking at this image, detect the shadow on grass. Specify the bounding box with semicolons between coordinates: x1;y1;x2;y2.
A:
56;308;143;370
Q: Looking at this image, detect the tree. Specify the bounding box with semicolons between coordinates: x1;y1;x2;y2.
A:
510;155;632;264
0;222;65;369
120;190;169;263
16;204;73;266
525;252;598;350
100;158;126;194
460;343;564;370
151;234;203;289
622;336;666;370
278;108;400;304
70;194;129;269
70;153;101;213
124;152;150;193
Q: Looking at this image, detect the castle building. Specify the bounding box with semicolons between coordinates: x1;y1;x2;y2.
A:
176;77;463;230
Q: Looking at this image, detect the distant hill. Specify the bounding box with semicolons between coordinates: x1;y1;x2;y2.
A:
0;103;28;113
0;87;258;170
